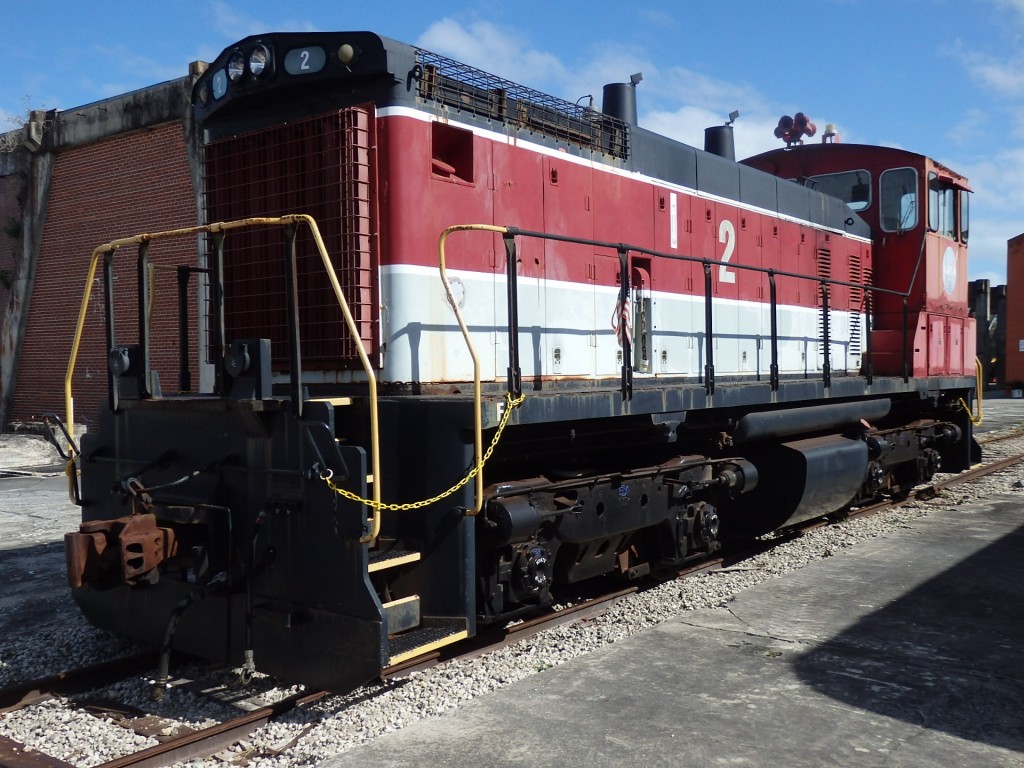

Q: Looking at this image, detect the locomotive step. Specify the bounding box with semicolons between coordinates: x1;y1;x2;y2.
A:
382;595;420;634
368;548;422;573
387;618;469;666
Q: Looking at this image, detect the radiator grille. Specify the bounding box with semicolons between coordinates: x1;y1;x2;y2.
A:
849;252;865;355
203;106;378;370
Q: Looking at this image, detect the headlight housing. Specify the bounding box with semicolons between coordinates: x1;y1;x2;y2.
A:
226;50;246;82
249;44;270;78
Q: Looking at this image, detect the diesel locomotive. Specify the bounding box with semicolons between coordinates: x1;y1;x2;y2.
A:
62;32;979;692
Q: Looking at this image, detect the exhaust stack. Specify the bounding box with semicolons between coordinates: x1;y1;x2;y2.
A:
602;73;643;125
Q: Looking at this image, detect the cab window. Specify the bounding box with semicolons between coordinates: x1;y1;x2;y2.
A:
880;168;918;233
959;189;970;242
928;172;956;238
806;170;871;211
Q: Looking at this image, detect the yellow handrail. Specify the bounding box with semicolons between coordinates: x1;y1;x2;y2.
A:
64;215;384;543
958;357;983;426
437;224;513;514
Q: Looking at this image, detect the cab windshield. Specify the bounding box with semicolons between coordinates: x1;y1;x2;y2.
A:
880;168;918;233
807;170;871;211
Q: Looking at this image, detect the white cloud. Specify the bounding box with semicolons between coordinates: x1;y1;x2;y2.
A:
968;59;1024;97
210;1;273;40
209;2;317;42
947;107;988;146
417;18;569;90
641;105;782;159
947;146;1024;282
652;66;767;118
94;44;186;85
990;0;1024;19
966;224;1013;284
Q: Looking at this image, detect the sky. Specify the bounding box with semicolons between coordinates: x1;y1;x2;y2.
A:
3;0;1024;284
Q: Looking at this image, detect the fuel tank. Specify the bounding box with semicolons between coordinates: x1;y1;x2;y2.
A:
724;434;868;538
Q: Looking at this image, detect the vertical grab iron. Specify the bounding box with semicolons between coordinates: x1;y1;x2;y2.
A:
283;224;303;417
702;259;715;396
618;247;633;401
504;234;522;398
768;269;779;392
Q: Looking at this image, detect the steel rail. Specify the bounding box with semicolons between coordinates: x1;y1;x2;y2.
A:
0;654;156;715
93;690;330;768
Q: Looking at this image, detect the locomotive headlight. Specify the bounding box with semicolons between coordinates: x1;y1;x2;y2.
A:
227;50;246;82
249;44;270;77
197;82;210;105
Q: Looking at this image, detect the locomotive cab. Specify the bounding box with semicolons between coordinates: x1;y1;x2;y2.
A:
743;144;975;377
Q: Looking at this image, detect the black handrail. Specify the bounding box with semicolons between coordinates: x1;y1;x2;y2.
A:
499;226;910;398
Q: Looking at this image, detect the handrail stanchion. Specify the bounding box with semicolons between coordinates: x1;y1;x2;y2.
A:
902;296;910;383
863;290;873;385
702;260;715;397
283;224;304;418
503;234;522;397
618;247;633;401
210;230;227;395
768;270;779;392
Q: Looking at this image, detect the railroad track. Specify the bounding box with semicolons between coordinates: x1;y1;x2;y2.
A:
3;438;1023;768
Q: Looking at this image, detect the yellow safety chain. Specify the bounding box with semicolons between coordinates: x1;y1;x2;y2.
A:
959;396;983;426
321;391;526;511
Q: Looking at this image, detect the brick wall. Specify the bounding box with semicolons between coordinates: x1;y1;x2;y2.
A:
8;123;198;427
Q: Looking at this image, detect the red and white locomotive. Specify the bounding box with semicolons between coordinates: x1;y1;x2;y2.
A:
63;32;978;692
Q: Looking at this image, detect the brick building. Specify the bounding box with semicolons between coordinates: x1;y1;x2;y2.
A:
0;67;207;430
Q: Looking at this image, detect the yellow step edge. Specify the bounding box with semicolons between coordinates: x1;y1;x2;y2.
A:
368;551;422;573
310;396;353;406
387;629;469;666
382;594;419;610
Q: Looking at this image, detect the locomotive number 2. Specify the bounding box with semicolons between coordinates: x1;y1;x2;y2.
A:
718;219;736;284
299;50;311;70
